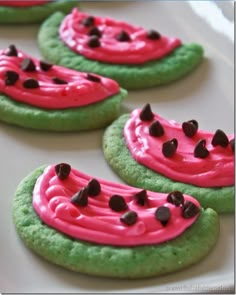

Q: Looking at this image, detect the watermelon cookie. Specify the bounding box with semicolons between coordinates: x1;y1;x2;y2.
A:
0;0;79;24
38;8;204;89
0;45;127;131
13;163;219;278
103;104;235;213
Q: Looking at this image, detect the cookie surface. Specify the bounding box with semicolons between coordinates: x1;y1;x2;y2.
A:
0;90;126;131
0;0;78;24
103;114;234;213
38;12;204;89
13;165;219;279
0;46;127;131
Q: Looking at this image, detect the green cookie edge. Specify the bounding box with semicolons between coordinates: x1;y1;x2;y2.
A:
38;12;204;89
13;165;219;279
0;0;78;24
102;114;234;213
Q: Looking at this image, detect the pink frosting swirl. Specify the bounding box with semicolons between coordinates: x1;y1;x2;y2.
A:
33;165;200;246
0;48;119;109
0;1;49;7
59;8;182;65
124;109;234;188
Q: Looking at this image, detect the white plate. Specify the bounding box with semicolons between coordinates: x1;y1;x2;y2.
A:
0;1;234;293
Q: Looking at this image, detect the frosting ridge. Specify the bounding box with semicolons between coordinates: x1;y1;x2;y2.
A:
0;1;49;7
0;48;119;109
33;164;200;246
124;108;234;187
59;8;182;65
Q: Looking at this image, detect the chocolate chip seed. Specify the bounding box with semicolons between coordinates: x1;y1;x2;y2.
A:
87;73;101;83
147;29;161;40
70;187;88;207
182;120;198;137
182;201;200;218
162;138;178;158
87;178;101;197
167;191;184;207
23;78;39;89
40;60;53;72
139;103;154;121
211;129;229;147
87;36;100;48
81;16;95;27
149;120;164;137
133;190;148;206
109;195;128;212
88;26;102;38
155;206;170;226
5;44;18;56
229;139;235;152
52;77;67;85
5;71;19;86
21;58;36;72
55;163;71;180
116;30;131;42
120;211;138;226
194;139;209;158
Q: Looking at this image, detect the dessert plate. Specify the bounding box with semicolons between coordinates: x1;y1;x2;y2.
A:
0;1;234;293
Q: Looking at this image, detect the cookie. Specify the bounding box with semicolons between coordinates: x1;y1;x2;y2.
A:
103;105;234;213
13;163;219;278
0;0;79;24
38;9;204;89
0;45;127;131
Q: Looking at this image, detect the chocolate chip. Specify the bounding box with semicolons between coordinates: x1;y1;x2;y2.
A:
230;139;235;152
120;211;137;226
87;178;101;197
133;190;148;206
87;73;101;83
52;77;67;84
182;120;198;137
109;195;128;212
149;120;164;137
5;45;18;56
70;187;88;207
167;191;184;206
23;78;39;89
211;129;229;147
88;26;102;38
55;163;71;180
147;30;161;40
182;201;200;218
39;60;53;72
116;30;131;42
162;138;178;158
194;139;209;158
4;71;19;86
155;206;170;226
81;16;95;27
139;103;154;121
87;36;100;48
21;58;36;72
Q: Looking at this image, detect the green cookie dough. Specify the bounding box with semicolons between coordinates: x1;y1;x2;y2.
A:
0;89;127;131
13;165;219;279
38;12;204;90
103;114;234;213
0;0;78;24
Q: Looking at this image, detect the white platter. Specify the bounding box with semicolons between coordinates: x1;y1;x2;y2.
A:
0;1;234;293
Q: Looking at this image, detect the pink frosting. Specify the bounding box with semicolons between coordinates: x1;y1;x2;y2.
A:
124;109;234;188
33;165;200;246
0;1;49;7
0;49;119;109
59;8;182;65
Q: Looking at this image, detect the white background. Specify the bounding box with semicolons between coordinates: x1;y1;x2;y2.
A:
0;1;234;293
